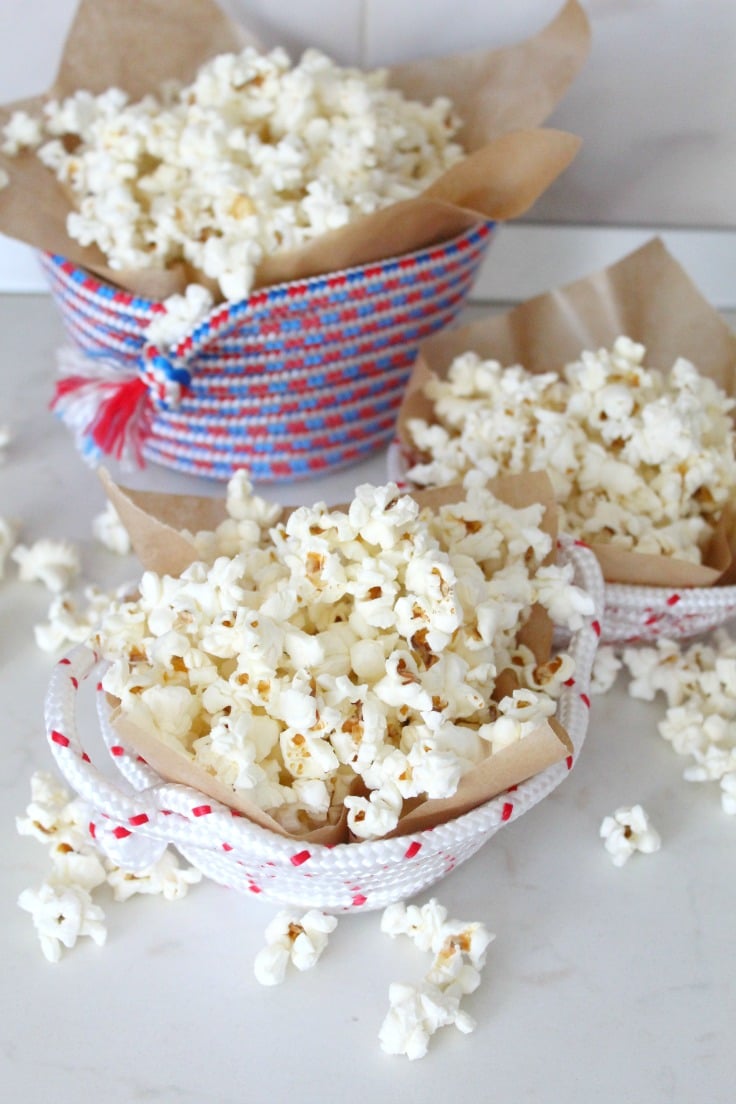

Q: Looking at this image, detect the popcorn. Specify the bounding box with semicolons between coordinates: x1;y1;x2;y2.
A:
145;285;214;349
621;631;736;806
379;897;494;1059
15;47;464;300
253;909;338;985
590;645;623;696
405;337;736;564
18;882;107;963
93;475;583;840
2;109;43;154
379;980;475;1060
0;515;18;579
106;850;202;902
12;537;80;592
16;771;89;851
599;804;661;867
0;422;12;459
92;501;132;555
34;586;120;653
721;772;736;815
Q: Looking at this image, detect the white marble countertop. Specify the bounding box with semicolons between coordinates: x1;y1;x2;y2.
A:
1;295;734;1104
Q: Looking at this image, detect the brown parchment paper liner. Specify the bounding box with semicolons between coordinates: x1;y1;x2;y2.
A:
397;238;736;589
0;0;589;300
98;469;571;843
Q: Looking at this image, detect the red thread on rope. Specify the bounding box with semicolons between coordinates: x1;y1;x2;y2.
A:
501;802;514;822
88;376;149;460
290;849;311;866
51;730;70;748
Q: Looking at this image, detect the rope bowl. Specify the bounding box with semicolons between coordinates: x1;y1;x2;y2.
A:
387;439;736;647
44;539;603;914
41;223;493;483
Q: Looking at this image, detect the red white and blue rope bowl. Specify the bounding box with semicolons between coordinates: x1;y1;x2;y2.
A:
42;223;494;483
44;538;603;914
387;439;736;646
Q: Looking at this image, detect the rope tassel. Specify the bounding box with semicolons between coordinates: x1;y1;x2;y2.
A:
51;345;190;468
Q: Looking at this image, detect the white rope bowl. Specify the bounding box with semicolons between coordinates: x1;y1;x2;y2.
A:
44;540;603;914
387;440;736;647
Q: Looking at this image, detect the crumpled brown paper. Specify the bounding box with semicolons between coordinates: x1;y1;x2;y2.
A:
0;0;589;300
397;238;736;588
98;469;572;842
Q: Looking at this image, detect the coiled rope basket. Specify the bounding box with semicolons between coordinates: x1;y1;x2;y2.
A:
44;539;603;913
43;223;493;482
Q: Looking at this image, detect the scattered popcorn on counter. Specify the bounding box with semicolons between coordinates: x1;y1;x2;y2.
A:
18;882;107;963
379;897;493;1058
92;476;590;839
10;47;463;300
17;771;202;960
92;502;132;555
589;645;623;696
405;337;736;563
621;630;736;804
721;772;736;815
379;980;476;1060
0;421;12;458
34;584;130;653
107;850;202;902
253;909;338;986
12;537;80;592
599;804;661;867
0;515;18;579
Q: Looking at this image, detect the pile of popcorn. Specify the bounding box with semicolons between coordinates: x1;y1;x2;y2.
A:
405;337;736;564
17;771;201;963
91;474;593;840
2;47;463;300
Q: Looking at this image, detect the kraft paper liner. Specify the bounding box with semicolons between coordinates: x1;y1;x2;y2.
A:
397;237;736;589
98;468;571;843
0;0;589;300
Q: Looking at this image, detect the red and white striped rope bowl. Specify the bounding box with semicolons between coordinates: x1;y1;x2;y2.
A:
387;439;736;647
44;539;603;913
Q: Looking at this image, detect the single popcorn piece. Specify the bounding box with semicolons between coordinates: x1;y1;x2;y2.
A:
253;909;338;985
0;515;18;579
16;770;89;850
106;849;202;902
92;501;132;555
13;46;464;300
379;980;476;1060
18;882;106;963
0;422;12;458
590;645;623;696
599;804;661;867
721;772;736;815
405;338;736;564
12;537;80;592
145;285;214;349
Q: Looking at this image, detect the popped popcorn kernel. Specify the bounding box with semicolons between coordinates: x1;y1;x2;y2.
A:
253;908;338;985
92;501;132;555
12;537;80;592
106;849;202;901
18;882;106;963
599;804;661;867
0;514;18;579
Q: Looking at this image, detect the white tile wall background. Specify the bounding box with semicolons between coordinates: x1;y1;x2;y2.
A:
1;0;735;302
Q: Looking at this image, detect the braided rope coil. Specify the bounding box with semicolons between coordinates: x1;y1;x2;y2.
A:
387;440;736;646
43;224;493;482
44;539;603;913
